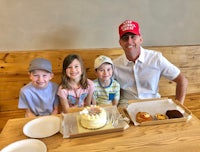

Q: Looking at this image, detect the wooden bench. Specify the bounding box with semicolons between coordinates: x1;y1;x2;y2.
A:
1;45;200;132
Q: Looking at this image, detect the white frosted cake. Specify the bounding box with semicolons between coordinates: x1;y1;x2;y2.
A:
80;106;107;129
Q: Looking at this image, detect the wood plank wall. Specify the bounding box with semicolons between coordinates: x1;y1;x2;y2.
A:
0;45;200;132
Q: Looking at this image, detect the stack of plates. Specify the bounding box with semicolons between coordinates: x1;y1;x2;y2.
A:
1;116;60;152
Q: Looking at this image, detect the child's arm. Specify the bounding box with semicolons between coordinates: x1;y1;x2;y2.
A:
59;97;70;113
112;81;120;106
91;96;96;105
112;99;119;106
85;92;94;106
25;109;36;117
51;105;58;115
84;79;95;106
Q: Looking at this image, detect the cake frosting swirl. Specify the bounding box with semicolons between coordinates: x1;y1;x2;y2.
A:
80;105;107;129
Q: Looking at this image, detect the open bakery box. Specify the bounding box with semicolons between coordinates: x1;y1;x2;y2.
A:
124;98;192;126
60;106;129;138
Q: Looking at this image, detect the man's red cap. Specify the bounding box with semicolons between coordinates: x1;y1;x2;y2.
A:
119;20;141;38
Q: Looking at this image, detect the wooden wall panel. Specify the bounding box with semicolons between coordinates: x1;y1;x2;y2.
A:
1;45;200;132
0;45;200;112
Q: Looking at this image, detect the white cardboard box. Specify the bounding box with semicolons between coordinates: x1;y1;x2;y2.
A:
127;98;192;126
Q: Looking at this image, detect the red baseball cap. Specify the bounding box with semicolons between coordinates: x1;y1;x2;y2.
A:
119;20;141;38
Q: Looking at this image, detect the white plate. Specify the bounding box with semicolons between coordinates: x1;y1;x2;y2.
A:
23;116;60;138
1;139;47;152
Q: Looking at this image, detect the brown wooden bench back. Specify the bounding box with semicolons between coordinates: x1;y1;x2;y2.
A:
0;45;200;112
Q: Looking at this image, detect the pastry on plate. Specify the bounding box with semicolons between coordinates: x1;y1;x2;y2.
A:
136;112;153;123
166;110;183;119
154;113;168;120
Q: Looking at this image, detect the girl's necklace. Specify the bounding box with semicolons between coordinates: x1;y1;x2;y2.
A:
72;85;81;105
69;80;81;106
73;87;79;99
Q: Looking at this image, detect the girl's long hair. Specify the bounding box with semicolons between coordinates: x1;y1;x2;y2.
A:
60;54;88;89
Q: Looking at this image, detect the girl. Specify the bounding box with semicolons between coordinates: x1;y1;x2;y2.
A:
57;54;94;113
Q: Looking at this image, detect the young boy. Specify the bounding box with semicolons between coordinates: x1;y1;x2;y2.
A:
18;58;59;117
93;55;120;106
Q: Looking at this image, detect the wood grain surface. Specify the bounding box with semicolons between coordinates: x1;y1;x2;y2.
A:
0;114;200;152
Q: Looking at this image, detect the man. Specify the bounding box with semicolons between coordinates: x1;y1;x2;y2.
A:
113;20;188;107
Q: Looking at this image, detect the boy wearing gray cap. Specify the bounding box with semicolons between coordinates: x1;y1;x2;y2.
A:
93;55;120;106
18;58;59;117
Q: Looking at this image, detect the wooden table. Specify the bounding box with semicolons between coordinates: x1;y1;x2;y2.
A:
1;114;200;152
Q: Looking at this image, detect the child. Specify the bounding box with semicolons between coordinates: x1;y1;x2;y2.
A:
93;55;120;106
57;54;94;113
18;58;59;117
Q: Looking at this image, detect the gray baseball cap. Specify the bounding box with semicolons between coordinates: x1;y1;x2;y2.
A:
29;58;52;73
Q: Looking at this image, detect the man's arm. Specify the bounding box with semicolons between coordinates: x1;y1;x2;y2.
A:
173;73;188;104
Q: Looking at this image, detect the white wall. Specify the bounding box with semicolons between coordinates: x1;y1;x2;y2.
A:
0;0;200;51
